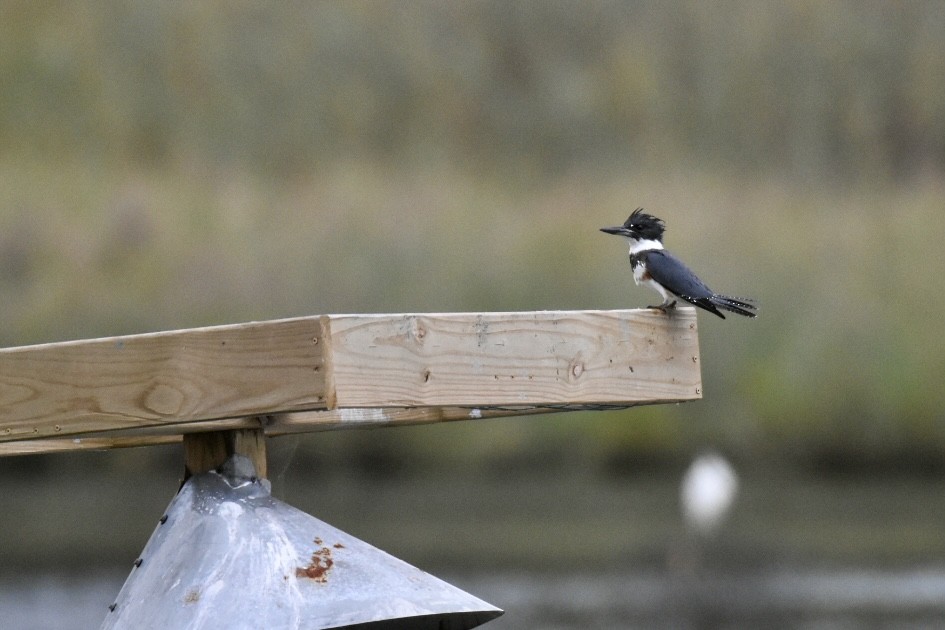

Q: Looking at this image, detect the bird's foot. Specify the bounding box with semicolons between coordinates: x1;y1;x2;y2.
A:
648;300;677;315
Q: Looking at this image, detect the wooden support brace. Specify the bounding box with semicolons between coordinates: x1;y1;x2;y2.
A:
183;427;267;480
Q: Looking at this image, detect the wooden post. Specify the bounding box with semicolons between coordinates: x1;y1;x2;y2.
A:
183;427;267;480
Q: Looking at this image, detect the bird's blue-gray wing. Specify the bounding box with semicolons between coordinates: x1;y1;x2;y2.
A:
642;249;714;300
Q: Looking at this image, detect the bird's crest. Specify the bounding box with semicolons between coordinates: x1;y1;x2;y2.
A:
625;208;665;240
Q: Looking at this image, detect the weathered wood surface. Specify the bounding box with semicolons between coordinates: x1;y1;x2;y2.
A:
0;309;701;453
326;309;701;408
0;405;580;456
0;434;183;455
0;318;327;442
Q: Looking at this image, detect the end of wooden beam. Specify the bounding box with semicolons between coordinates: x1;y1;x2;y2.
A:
325;309;701;408
318;315;338;410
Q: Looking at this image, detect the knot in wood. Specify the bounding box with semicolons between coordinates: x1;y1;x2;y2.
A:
569;360;585;380
142;382;185;416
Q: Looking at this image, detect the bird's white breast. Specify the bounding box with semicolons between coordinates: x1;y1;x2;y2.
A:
627;238;663;287
632;260;648;285
629;243;673;302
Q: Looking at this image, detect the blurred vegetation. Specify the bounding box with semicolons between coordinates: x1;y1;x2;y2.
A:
1;0;944;477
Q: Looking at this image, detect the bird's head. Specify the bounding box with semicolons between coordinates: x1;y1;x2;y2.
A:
600;208;666;243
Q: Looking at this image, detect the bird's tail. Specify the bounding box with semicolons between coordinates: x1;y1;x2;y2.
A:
710;294;757;318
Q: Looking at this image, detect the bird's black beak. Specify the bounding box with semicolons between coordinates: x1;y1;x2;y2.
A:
600;226;630;236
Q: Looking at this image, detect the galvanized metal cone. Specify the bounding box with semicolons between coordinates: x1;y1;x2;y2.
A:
102;455;502;630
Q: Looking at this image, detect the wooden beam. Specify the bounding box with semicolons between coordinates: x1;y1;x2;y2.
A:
0;403;653;457
0;317;327;442
264;405;586;433
0;309;701;451
325;309;700;408
0;434;183;455
0;406;577;456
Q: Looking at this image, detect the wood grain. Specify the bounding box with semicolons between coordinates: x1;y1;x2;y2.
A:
0;317;326;442
0;434;183;455
0;309;701;454
0;405;594;456
326;309;701;408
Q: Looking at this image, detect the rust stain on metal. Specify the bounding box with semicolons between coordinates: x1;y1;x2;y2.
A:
333;542;345;549
295;540;334;583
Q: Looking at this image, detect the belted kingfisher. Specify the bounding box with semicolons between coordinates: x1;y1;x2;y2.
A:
601;208;757;319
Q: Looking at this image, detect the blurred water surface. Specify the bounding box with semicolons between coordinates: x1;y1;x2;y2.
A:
7;567;945;630
5;465;945;629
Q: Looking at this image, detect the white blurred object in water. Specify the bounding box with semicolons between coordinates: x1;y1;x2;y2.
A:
680;451;738;535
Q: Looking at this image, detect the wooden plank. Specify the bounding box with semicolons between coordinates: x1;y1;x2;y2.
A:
0;405;626;456
0;309;701;452
0;317;327;442
0;434;183;455
266;405;576;433
325;309;701;408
